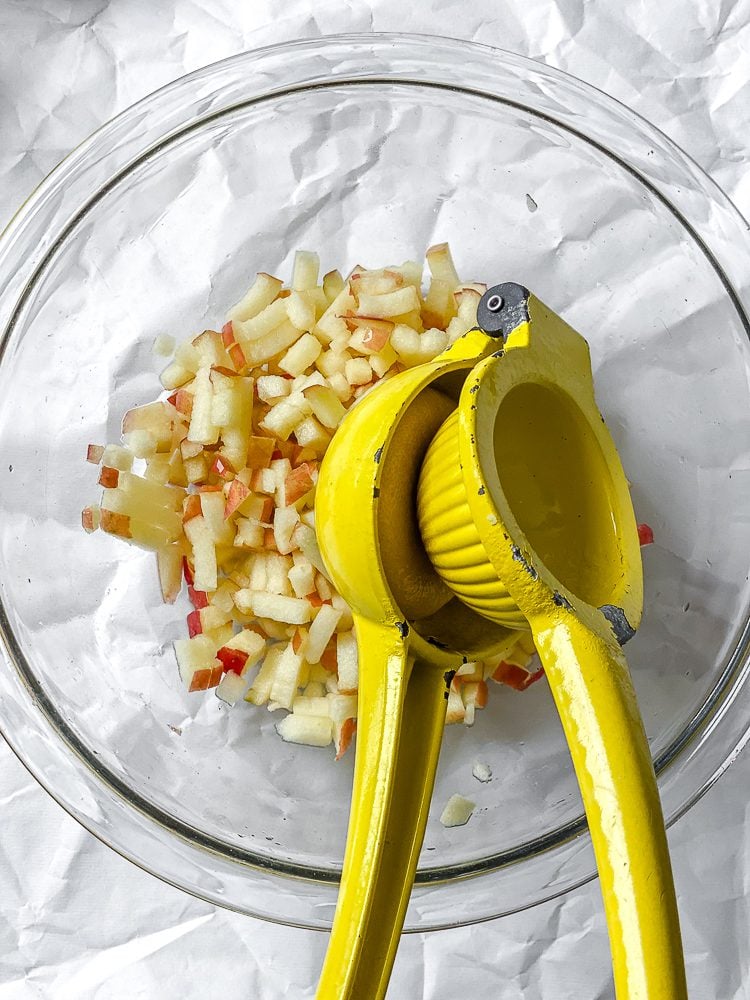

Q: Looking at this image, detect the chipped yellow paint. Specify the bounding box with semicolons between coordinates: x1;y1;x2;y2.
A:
315;296;686;999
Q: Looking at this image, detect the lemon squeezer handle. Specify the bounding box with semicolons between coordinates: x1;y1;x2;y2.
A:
315;615;448;1000
534;618;687;1000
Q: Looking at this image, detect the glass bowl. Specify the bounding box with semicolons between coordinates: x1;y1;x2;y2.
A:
0;34;749;932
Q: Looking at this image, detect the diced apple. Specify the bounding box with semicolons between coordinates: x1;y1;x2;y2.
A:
269;641;305;710
327;371;353;402
288;559;316;599
260;397;308;441
183;453;209;484
279;333;322;378
345;316;394;354
426;242;460;286
334;717;357;760
246;645;284;705
316;573;333;602
256;375;291;403
157;544;183;604
369;344;398;378
234;297;289;343
117;470;185;512
236;591;313;625
81;505;100;533
243;436;274;470
99;466;119;488
187;366;220;445
303;385;346;429
224;479;250;519
390;325;422;366
286;290;316;332
305;604;343;664
122;429;158;458
418;328;449;361
222;628;266;662
86;444;104;464
336;631;358;692
274;506;300;555
282;463;316;507
276;712;332;747
200;491;234;546
216;671;247;705
263;552;294;595
101;444;134;472
184;515;217;592
293;695;330;717
292;523;328;578
356;286;420;319
227;272;284;323
209;367;240;425
160;361;194;390
294;416;330;455
322;269;345;303
313;285;356;344
439;794;475;828
174;634;221;689
291;250;320;292
445;683;465;725
344;357;372;386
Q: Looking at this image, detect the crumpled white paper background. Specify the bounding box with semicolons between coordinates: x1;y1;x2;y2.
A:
0;1;748;997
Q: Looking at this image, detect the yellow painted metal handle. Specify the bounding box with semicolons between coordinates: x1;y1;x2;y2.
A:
534;617;687;1000
316;615;448;999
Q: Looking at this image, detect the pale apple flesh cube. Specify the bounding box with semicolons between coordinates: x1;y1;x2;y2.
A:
327;371;353;402
227;272;283;324
233;518;265;549
260;398;308;441
200;491;235;545
313;286;356;344
303;385;346;429
288;560;315;598
160;361;194;390
292;523;329;579
192;330;232;368
241;320;302;367
184;515;218;592
122;429;158;458
174;635;222;690
305;604;343;664
356;286;420;319
292;250;320;292
256;374;291;403
390;325;422;366
101;444;134;472
336;631;358;692
292;695;330;717
157;544;183;604
293;416;330;454
286;290;316;332
117;470;185;511
248;591;313;624
322;269;345;303
418;328;449;362
439;794;475;828
101;488;183;537
274;506;301;555
279;333;322;377
276;712;332;747
246;645;285;705
263;552;294;595
234;297;289;342
187;366;220;445
269;642;305;709
369;344;398;378
216;671;248;705
426;242;460;286
122;401;174;450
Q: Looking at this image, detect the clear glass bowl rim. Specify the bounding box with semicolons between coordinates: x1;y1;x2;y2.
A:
0;32;749;931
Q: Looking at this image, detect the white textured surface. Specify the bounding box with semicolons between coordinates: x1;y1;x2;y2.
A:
1;2;749;997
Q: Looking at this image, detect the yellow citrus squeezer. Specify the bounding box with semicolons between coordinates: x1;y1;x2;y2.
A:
315;283;687;999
